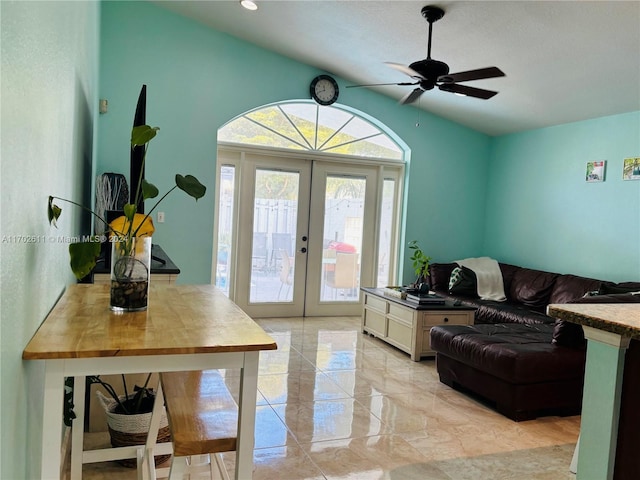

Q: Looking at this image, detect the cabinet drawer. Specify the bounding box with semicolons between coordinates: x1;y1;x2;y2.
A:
422;311;473;327
364;294;387;313
388;303;413;323
387;318;412;349
363;308;386;336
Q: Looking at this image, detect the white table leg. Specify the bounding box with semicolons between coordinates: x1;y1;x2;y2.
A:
236;351;259;480
41;360;64;480
70;376;86;480
144;379;165;480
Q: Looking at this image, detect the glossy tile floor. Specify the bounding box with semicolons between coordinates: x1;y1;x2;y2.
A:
81;316;579;479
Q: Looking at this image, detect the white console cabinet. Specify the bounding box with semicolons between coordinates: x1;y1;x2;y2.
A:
361;287;475;361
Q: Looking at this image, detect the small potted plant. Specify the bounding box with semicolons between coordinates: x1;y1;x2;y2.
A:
48;124;206;310
408;240;431;290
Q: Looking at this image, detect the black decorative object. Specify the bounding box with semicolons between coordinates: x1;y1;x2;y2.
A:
131;85;146;213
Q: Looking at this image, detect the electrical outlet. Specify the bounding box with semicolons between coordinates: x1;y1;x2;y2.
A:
157;211;165;223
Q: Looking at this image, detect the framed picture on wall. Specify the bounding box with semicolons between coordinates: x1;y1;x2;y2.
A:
586;161;606;182
623;157;640;180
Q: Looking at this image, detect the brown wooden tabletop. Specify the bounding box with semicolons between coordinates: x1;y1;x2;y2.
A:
23;283;277;360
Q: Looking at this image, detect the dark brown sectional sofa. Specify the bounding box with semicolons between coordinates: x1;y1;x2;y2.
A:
428;261;640;421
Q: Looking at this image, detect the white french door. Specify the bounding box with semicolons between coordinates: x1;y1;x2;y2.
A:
305;161;378;316
234;154;311;317
217;149;381;317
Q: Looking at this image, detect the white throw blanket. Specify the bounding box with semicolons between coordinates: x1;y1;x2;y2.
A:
455;257;506;302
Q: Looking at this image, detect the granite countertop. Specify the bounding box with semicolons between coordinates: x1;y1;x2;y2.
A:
548;303;640;339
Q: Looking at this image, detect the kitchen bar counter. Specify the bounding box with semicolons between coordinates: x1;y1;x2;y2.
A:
548;303;640;480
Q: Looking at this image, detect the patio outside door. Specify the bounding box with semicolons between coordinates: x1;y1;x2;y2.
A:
230;154;378;317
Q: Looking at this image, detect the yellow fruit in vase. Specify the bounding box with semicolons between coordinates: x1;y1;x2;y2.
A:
109;213;155;238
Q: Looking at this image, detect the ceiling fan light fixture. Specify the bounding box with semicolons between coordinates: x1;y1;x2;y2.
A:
240;0;258;11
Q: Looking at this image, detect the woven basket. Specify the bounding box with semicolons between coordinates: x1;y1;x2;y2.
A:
97;391;171;468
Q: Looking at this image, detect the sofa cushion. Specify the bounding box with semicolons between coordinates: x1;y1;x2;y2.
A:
430;323;585;384
549;274;603;304
452;297;555;325
498;263;521;300
448;266;478;297
571;292;640;304
599;282;640;295
510;268;558;310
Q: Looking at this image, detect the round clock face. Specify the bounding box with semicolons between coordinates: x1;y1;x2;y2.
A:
310;75;339;106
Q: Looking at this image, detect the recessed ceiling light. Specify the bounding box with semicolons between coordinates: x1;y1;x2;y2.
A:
240;0;258;11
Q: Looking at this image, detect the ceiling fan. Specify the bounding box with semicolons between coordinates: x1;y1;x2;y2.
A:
348;5;505;104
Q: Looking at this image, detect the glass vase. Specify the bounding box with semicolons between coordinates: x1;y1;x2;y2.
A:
110;236;152;312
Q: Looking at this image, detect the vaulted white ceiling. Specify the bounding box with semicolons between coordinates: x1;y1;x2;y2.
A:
153;0;640;136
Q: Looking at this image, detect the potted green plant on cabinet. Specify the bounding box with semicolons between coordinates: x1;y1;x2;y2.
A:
408;240;431;290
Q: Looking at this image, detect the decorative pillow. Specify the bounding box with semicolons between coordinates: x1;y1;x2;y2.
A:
448;266;478;297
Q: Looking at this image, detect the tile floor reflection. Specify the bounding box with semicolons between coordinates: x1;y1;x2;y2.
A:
81;316;579;479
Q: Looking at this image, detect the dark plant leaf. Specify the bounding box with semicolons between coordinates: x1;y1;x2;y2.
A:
123;203;136;222
142;179;159;200
68;241;101;280
63;377;76;427
175;174;206;200
48;196;61;227
131;125;159;147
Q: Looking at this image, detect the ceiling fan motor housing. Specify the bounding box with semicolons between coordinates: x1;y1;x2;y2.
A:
409;59;449;89
421;6;445;23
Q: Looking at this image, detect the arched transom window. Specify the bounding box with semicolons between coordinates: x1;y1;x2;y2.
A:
218;101;403;160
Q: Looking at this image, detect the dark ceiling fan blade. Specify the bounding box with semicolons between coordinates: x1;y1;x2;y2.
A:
399;88;425;105
438;67;505;84
385;62;425;80
346;81;419;88
439;83;498;99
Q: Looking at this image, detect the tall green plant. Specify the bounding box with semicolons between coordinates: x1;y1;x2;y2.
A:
48;125;206;279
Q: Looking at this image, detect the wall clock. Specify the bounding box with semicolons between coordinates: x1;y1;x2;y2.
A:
310;75;339;106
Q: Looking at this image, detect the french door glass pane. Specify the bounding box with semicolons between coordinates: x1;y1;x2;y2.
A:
215;165;235;296
320;175;365;302
250;169;299;303
377;178;396;287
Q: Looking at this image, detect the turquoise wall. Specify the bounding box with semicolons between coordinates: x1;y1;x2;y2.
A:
99;1;639;286
98;1;490;285
485;112;640;282
0;2;100;478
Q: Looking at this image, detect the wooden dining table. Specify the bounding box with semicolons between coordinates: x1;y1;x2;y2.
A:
23;283;277;480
